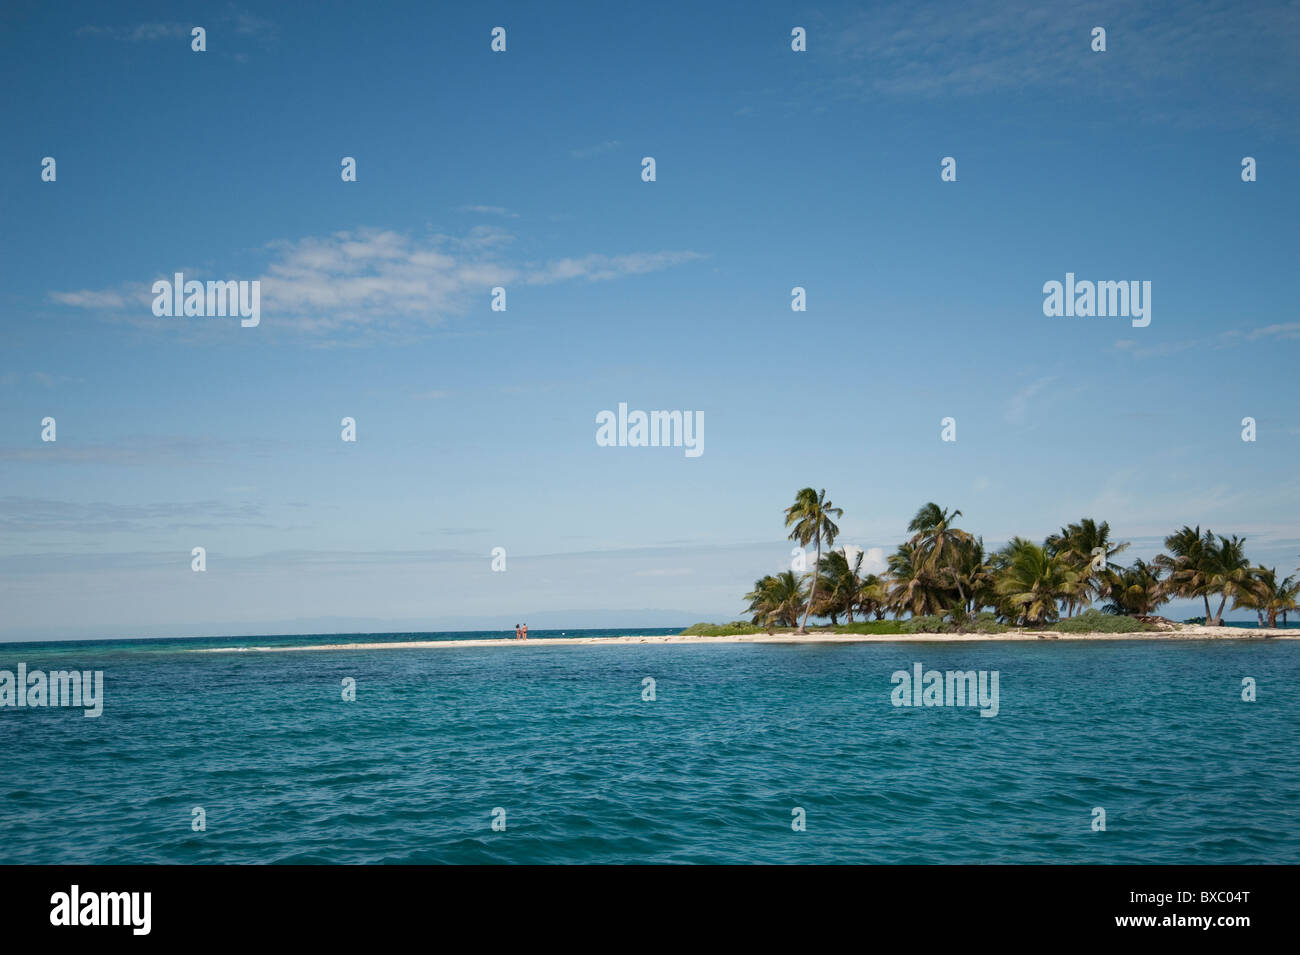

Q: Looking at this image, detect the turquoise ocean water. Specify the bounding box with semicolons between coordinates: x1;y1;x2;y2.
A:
2;627;1298;864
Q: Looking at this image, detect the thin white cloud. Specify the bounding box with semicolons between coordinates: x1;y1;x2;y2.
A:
459;205;519;218
0;495;271;534
1115;322;1300;358
78;9;276;43
48;227;705;338
1005;376;1055;425
1245;323;1300;341
77;23;189;42
819;0;1299;130
526;251;706;284
48;289;129;308
570;140;621;159
234;12;276;37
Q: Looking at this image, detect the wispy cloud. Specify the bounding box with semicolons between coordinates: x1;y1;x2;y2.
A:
48;227;706;339
1243;323;1300;341
0;435;283;467
0;496;272;534
526;251;706;284
233;11;276;38
459;205;519;218
48;289;129;309
0;371;79;388
570;140;621;159
77;9;277;47
1005;376;1055;425
818;0;1299;129
77;22;189;42
1115;322;1300;359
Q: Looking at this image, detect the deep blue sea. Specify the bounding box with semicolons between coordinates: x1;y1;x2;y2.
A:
2;627;1298;863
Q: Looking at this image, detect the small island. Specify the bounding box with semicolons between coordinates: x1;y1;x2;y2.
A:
684;488;1300;640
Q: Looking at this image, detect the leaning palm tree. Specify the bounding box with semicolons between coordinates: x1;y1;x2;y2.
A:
744;575;779;627
744;571;809;630
1283;572;1300;627
1233;566;1271;627
785;488;842;633
993;539;1081;627
1235;566;1299;629
1206;534;1253;626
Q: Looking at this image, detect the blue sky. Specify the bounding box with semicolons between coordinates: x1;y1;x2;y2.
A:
1;0;1298;639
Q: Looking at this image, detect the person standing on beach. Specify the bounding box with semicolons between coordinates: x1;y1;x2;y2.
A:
521;623;528;640
515;624;522;640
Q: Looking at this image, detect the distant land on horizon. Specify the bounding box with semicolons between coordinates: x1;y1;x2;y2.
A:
1;608;1284;644
0;609;725;643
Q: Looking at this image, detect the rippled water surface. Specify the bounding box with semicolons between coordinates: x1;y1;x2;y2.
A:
3;633;1298;863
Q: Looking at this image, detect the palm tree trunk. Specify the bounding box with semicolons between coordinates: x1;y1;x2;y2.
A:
1212;594;1228;626
799;532;820;633
1202;594;1212;622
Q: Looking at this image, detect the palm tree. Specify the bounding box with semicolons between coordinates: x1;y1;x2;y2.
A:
907;503;973;595
1235;566;1300;628
993;539;1081;627
1156;526;1217;623
785;488;842;633
1234;566;1270;626
856;573;889;620
1156;527;1255;626
944;535;992;615
1206;534;1252;626
816;548;870;624
744;571;809;630
1046;518;1129;616
886;541;949;618
1102;559;1169;616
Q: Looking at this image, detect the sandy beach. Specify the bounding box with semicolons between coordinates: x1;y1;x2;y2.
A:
200;624;1298;653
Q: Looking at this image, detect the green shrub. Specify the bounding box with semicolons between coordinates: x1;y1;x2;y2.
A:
828;620;908;635
679;621;763;636
1048;609;1157;633
902;614;946;633
967;611;1010;634
902;612;1009;634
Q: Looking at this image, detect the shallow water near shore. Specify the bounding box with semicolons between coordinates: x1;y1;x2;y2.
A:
2;636;1297;863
